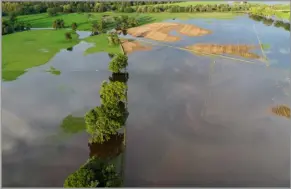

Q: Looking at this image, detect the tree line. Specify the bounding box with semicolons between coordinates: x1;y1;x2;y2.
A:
2;12;31;35
2;1;252;16
2;1;180;16
64;35;129;187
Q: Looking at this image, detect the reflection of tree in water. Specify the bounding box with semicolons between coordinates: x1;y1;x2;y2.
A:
249;14;290;31
109;72;129;83
271;105;290;118
88;134;125;158
122;29;127;36
262;18;274;26
108;53;115;59
60;115;86;134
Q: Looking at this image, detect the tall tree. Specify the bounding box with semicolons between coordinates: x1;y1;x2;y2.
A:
108;54;128;73
64;157;122;188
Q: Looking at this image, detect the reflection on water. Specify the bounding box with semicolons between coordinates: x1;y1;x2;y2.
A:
60;115;86;134
67;47;73;51
125;46;290;187
109;72;129;83
2;14;290;187
89;134;124;159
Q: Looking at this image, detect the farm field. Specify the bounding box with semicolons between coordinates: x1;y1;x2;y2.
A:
2;1;290;188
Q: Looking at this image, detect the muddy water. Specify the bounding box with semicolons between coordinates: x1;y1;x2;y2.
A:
124;15;290;187
2;15;290;187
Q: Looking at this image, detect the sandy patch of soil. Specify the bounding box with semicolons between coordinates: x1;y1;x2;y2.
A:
127;22;211;42
270;105;290;119
121;39;152;54
185;44;262;59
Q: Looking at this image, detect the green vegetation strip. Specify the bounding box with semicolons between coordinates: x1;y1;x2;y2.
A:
84;34;122;55
15;12;240;31
2;30;79;81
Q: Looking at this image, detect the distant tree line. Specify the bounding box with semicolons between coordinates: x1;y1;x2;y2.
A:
2;12;31;35
2;1;180;16
2;1;252;17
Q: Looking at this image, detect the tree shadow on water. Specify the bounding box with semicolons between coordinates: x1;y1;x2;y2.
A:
88;134;125;159
109;72;129;83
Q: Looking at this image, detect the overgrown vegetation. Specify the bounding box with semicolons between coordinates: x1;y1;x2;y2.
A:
64;157;122;188
2;12;31;35
2;1;248;16
64;33;128;187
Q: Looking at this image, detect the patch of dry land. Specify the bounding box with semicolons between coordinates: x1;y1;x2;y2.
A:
121;39;152;54
186;44;262;59
270;105;290;119
127;22;211;42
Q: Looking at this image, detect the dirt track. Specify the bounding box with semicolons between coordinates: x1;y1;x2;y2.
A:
127;22;211;42
186;44;262;59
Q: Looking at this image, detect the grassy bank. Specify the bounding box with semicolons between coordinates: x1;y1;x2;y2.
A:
15;12;240;31
84;34;122;55
2;29;79;81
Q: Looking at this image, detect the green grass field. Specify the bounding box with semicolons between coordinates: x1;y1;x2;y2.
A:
14;12;239;30
84;34;122;55
2;12;240;81
2;29;79;81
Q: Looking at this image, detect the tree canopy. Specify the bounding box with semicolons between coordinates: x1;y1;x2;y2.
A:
100;81;127;106
109;54;128;73
64;157;122;188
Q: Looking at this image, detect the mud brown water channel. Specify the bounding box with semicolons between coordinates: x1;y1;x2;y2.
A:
2;15;290;187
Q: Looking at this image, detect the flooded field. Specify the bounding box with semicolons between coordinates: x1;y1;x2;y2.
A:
2;14;290;187
124;15;290;187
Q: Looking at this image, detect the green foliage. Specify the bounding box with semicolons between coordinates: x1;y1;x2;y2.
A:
85;104;126;143
71;22;77;31
98;18;105;33
64;157;122;188
84;34;122;55
2;30;79;81
64;167;98;188
60;115;86;134
52;18;65;29
65;32;72;40
2;13;31;35
107;32;120;46
47;7;57;16
100;81;127;106
109;53;128;73
85;81;127;143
